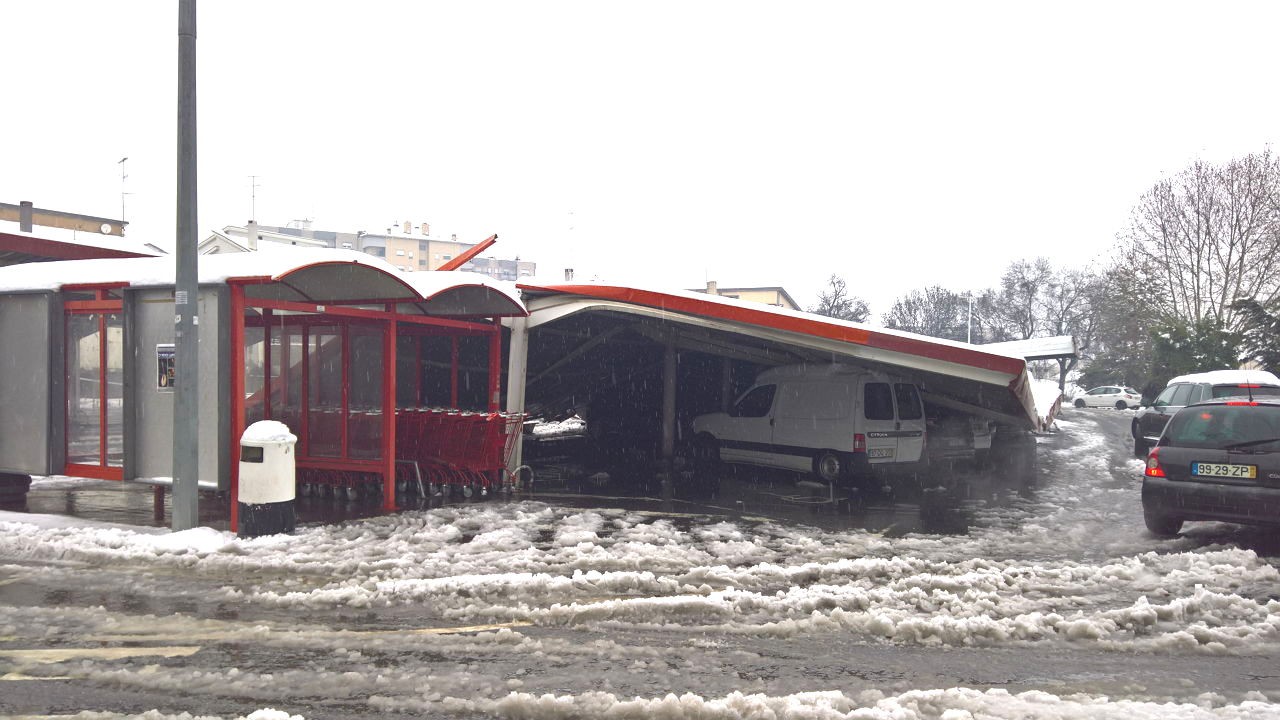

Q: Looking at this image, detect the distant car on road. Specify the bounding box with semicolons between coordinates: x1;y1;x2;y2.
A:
1132;369;1280;456
1074;385;1143;410
1141;397;1280;537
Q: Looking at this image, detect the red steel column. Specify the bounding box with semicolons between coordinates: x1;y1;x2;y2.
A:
488;320;501;411
450;336;459;408
262;309;273;420
382;308;397;508
340;322;350;459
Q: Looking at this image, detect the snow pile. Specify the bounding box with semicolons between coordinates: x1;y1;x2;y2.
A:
1030;378;1064;428
241;420;298;445
531;415;586;437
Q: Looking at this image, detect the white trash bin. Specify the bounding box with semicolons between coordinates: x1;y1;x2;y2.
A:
238;420;297;537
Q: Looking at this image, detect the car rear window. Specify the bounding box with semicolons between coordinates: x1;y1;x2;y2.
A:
1163;404;1280;449
1211;384;1280;399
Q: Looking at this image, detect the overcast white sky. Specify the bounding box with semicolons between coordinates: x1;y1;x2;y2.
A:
3;1;1279;316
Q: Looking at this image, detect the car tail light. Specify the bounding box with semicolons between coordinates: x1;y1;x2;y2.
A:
1237;384;1262;388
853;433;866;453
1144;448;1165;478
1226;401;1259;406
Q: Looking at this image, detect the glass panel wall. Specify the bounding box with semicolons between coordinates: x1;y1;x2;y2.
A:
66;314;102;466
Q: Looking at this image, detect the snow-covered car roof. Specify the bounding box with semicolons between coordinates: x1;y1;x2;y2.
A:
1165;369;1280;387
0;246;526;317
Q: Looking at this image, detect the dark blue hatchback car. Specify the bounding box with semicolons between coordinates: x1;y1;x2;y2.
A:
1141;398;1280;537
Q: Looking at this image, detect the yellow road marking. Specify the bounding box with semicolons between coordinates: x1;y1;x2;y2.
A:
1;672;72;682
0;646;201;664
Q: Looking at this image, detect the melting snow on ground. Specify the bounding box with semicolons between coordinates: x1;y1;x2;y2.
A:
1;411;1277;719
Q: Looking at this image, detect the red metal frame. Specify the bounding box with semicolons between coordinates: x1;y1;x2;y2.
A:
227;281;508;529
63;288;123;481
382;305;397;508
437;234;497;271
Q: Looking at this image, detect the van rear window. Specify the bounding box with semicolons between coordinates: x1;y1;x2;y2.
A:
864;383;894;420
895;383;922;420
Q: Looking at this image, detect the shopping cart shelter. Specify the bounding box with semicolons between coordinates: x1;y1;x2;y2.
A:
0;249;527;527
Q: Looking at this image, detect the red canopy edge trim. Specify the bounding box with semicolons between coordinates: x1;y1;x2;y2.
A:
0;231;152;261
519;284;1027;376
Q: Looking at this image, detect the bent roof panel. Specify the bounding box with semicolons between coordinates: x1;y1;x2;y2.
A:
519;282;1039;428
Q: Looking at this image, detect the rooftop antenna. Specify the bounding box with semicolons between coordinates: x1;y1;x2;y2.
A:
118;157;129;222
249;175;261;222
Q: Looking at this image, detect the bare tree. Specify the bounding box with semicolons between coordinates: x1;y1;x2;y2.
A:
988;258;1054;340
1120;150;1280;331
882;286;967;341
809;274;870;323
1041;268;1098;390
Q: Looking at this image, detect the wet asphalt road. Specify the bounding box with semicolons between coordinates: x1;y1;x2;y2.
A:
1;408;1278;719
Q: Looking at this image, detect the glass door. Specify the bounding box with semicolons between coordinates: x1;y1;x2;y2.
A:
65;310;124;479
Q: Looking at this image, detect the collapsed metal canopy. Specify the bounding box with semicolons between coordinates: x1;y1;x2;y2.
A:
515;283;1039;429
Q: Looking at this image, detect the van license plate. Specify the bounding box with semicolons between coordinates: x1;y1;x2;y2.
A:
867;448;894;459
1191;463;1256;479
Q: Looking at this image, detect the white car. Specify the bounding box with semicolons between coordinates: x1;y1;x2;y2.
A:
1073;385;1143;409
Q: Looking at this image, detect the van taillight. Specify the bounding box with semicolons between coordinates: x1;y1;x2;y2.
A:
853;433;866;453
1144;448;1165;478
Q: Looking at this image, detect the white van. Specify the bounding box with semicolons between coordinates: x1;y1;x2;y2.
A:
690;363;926;483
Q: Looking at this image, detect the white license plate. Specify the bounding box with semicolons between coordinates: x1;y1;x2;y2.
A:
1191;462;1257;479
867;448;894;459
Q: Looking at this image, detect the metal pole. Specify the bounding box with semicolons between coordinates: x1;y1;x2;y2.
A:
172;0;200;530
661;337;677;499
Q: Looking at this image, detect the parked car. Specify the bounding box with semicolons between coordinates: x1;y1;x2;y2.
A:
690;363;926;484
1141;397;1280;537
1073;385;1142;409
1132;369;1280;457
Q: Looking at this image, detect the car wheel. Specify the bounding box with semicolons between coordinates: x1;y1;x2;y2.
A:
1073;398;1086;408
813;451;843;483
1115;400;1128;410
1132;434;1149;458
1143;506;1183;537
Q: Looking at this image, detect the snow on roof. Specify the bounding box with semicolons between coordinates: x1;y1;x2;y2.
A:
520;282;1029;373
0;226;163;260
1166;368;1280;386
981;335;1078;361
0;244;525;314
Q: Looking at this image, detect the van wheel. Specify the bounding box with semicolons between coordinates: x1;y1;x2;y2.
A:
813;451;843;483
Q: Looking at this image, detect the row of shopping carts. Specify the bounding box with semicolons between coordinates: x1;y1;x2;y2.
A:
395;407;525;498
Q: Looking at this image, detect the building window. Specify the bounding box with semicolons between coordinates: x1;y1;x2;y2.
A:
443;255;452;261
